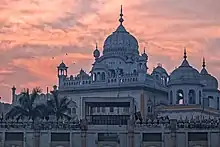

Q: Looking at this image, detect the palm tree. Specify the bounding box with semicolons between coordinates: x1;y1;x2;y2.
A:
46;90;71;120
6;87;44;120
6;87;44;147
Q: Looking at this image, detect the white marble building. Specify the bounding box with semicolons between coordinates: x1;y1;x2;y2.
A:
8;6;220;147
55;6;220;122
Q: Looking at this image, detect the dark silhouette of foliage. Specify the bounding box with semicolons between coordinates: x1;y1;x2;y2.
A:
6;87;44;120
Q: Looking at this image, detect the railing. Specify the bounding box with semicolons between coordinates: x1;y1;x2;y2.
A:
62;74;140;88
0;119;81;130
0;117;219;130
86;115;130;125
135;117;220;129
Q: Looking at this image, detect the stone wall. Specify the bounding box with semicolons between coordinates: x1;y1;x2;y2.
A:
0;118;219;147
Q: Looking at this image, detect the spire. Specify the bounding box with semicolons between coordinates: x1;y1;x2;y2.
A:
180;47;190;67
119;5;124;25
202;57;206;68
200;57;208;75
144;47;146;53
184;47;187;59
95;42;98;50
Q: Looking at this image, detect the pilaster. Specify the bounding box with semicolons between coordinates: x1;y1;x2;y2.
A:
1;131;5;147
81;130;87;147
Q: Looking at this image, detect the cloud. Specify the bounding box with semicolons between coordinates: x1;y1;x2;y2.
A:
0;0;220;103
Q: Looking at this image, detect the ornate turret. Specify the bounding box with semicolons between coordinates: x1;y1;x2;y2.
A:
142;47;148;61
11;85;16;104
57;60;68;77
93;43;100;60
169;48;200;85
57;61;68;87
200;57;218;89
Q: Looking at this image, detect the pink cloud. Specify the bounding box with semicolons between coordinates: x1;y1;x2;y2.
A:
0;0;220;103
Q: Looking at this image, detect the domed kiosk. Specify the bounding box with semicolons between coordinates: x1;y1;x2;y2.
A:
168;49;203;105
200;58;218;90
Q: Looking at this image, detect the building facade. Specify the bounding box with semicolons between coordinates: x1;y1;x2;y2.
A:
8;6;220;147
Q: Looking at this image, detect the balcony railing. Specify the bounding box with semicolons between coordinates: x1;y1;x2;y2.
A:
86;115;130;125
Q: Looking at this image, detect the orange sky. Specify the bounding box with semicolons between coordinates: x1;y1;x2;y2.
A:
0;0;220;103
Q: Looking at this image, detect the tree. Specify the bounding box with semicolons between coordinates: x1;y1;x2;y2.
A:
6;87;44;120
46;90;71;120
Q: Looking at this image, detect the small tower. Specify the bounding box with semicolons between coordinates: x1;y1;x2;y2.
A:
137;47;148;81
93;43;100;61
142;47;148;71
57;60;68;77
57;61;68;87
11;85;16;104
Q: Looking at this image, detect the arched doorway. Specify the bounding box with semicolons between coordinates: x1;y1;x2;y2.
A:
188;89;196;104
176;90;184;104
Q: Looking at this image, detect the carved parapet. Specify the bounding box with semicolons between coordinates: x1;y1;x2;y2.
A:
0;119;80;130
135;117;220;130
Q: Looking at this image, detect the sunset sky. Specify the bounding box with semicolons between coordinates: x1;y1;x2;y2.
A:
0;0;220;103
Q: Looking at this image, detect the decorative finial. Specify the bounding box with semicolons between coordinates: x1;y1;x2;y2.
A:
12;85;16;90
95;42;98;50
184;47;187;59
144;47;146;53
202;57;206;68
119;5;124;25
62;60;63;63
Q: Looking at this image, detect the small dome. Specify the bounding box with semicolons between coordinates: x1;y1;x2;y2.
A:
58;61;67;69
169;50;201;85
142;52;148;61
93;44;100;59
200;58;218;89
200;74;218;89
76;69;89;79
141;48;148;61
152;64;168;76
91;63;108;71
139;55;146;61
103;6;139;56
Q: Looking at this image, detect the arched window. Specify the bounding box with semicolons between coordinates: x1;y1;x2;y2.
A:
147;106;152;113
112;70;116;77
199;91;202;105
97;72;100;81
92;73;97;81
156;75;159;80
139;63;142;69
170;91;173;105
101;72;105;81
176;90;184;104
188;90;196;104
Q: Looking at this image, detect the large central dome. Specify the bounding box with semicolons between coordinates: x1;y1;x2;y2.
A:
103;6;139;56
